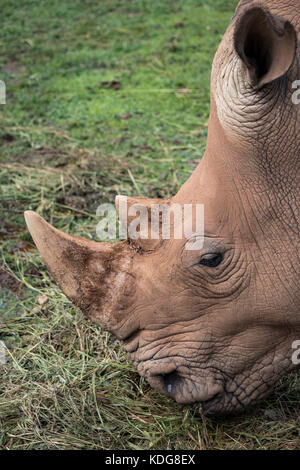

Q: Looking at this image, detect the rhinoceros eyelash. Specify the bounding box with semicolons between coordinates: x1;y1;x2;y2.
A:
197;252;224;268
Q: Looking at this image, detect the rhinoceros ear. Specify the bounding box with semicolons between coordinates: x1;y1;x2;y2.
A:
115;195;170;251
24;211;134;330
234;6;297;88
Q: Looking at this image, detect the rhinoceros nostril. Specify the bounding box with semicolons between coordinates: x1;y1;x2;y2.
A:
163;370;179;394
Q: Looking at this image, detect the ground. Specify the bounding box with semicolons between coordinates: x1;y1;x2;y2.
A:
0;0;299;450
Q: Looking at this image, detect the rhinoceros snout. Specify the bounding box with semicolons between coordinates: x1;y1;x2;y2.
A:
145;365;224;409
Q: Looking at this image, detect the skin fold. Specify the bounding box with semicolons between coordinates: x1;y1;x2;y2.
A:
25;0;300;415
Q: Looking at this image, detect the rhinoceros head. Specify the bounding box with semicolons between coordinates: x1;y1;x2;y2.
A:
25;0;300;414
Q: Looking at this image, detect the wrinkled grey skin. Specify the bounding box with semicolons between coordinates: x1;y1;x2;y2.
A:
25;0;300;415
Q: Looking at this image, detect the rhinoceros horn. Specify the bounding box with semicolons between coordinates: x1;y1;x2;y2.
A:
24;195;171;328
24;210;135;331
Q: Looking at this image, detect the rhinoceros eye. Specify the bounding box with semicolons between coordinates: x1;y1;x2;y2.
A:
199;252;223;268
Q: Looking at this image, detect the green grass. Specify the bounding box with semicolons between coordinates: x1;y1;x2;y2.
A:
0;0;299;450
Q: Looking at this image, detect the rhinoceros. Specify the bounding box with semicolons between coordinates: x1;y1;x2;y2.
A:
25;0;300;415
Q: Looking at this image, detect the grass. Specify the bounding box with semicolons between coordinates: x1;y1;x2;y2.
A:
0;0;299;450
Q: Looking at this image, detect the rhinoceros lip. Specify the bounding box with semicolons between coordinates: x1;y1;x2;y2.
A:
122;329;140;353
200;393;223;413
